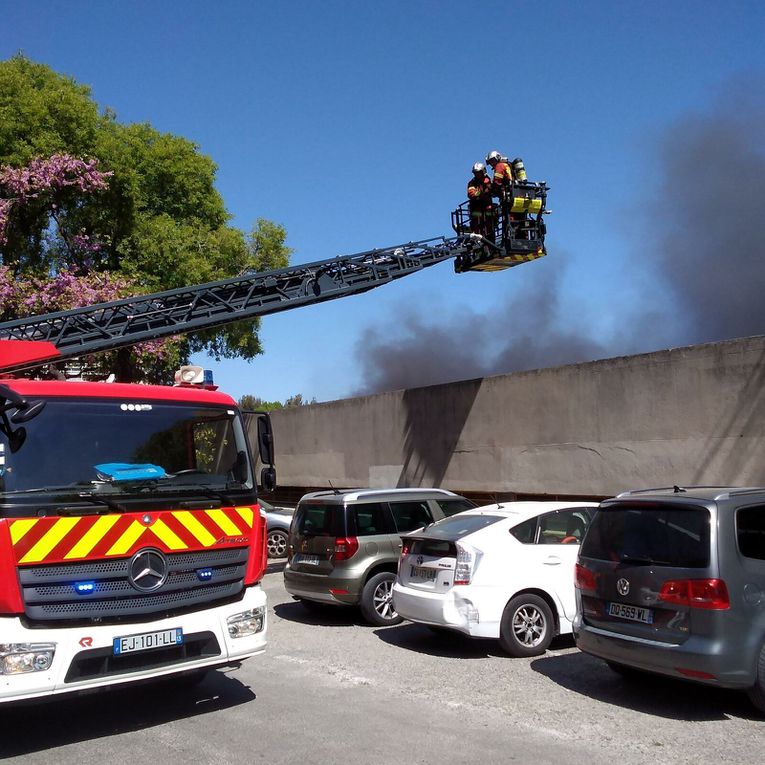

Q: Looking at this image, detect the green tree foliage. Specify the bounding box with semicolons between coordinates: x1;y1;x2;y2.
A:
238;395;283;411
0;55;291;380
238;393;316;410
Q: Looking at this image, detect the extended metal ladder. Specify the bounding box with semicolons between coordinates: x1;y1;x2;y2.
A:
0;236;469;374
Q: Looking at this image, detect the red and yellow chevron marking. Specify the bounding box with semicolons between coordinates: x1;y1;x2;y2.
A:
8;506;257;566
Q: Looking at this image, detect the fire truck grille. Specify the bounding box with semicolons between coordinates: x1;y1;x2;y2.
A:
18;548;249;623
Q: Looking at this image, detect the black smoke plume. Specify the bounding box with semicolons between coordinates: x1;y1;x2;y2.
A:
354;78;765;395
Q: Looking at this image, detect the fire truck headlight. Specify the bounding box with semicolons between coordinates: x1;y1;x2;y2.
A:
0;643;56;674
227;607;266;638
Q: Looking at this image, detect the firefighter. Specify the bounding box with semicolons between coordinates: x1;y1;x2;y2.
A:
466;162;494;241
486;150;515;242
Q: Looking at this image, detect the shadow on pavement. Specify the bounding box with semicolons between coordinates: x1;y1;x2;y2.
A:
0;668;255;758
266;560;287;575
374;622;506;659
531;650;760;722
273;600;368;627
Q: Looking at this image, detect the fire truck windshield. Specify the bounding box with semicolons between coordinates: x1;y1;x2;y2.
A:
0;399;253;498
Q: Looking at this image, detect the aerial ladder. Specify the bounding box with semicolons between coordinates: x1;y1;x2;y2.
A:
0;182;549;374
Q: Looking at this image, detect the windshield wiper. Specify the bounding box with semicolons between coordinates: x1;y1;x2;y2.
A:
157;482;239;506
56;493;129;515
0;485;129;514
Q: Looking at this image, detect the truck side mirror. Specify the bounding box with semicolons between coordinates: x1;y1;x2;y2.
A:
260;466;276;493
256;413;275;466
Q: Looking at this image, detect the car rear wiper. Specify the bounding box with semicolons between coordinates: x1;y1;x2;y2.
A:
619;553;655;565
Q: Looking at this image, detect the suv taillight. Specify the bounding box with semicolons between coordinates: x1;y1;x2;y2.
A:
454;542;475;585
398;539;412;575
334;536;359;561
575;563;598;593
659;579;730;610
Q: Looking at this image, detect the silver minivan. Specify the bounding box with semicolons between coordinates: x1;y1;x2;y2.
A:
574;486;765;713
283;488;475;626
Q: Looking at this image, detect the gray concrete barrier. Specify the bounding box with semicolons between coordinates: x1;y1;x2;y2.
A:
249;335;765;499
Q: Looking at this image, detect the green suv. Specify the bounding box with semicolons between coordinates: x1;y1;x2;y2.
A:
283;488;475;626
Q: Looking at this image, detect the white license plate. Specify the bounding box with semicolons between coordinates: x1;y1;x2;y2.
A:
295;554;320;566
410;565;437;581
607;602;653;624
113;627;183;655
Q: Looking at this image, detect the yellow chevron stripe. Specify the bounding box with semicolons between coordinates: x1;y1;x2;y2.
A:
10;518;38;545
173;511;216;547
151;518;188;550
106;520;146;556
20;517;81;564
64;515;120;560
205;509;242;537
235;506;254;528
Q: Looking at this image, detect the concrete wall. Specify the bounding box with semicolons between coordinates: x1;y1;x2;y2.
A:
262;335;765;497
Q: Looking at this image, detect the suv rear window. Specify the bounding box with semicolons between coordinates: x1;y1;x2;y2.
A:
581;505;710;568
294;503;346;536
349;502;394;536
434;498;476;517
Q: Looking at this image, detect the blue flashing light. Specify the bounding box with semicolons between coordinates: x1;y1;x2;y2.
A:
203;369;214;386
196;568;213;582
75;581;96;595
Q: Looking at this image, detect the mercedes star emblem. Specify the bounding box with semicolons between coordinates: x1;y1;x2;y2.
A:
128;549;169;593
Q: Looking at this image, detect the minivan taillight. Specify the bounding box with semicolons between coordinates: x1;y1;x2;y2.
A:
334;536;359;561
659;579;730;610
574;563;598;593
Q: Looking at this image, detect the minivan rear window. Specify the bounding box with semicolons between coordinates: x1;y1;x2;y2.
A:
581;505;710;568
294;503;346;537
737;505;765;560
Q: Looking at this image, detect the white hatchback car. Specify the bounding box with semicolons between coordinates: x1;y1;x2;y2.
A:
392;501;598;656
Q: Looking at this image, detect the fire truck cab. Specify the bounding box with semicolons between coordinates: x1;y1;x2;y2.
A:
0;375;274;702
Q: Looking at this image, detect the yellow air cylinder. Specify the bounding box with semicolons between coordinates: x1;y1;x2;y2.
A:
512;157;527;182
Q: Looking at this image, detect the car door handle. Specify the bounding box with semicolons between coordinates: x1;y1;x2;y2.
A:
544;556;561;565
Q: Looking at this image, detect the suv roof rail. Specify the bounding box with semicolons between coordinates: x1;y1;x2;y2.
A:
615;485;738;498
719;487;765;498
301;487;457;502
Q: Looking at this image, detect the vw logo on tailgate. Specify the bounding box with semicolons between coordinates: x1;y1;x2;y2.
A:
616;578;630;596
128;549;169;592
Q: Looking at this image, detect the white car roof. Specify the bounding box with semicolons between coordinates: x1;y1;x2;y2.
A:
458;500;599;525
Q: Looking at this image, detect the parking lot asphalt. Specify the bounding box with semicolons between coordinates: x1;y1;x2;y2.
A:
1;562;763;764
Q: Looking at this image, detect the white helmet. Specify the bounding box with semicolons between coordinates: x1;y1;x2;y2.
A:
472;162;485;175
486;150;501;164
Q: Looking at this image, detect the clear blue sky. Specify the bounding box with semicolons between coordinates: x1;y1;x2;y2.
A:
3;1;763;402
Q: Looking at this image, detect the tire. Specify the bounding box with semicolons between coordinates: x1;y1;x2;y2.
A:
747;645;765;715
359;572;402;627
499;594;555;657
267;529;288;558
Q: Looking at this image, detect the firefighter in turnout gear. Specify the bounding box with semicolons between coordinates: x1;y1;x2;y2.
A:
486;150;515;242
466;163;494;241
